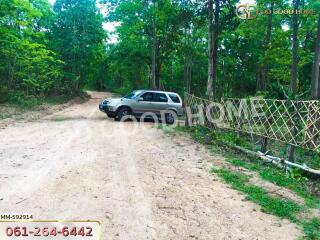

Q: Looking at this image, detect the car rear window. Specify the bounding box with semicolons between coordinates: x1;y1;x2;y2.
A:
154;93;168;102
169;94;180;103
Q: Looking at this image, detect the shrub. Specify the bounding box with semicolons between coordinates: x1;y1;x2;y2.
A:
9;91;39;108
0;86;10;103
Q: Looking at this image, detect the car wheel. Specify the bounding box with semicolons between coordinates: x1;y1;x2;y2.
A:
106;113;114;118
116;107;131;121
165;112;176;124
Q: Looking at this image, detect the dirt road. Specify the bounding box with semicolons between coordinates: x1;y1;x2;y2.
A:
0;92;301;239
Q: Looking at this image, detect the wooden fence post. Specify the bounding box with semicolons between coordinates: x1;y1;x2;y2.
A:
261;117;273;153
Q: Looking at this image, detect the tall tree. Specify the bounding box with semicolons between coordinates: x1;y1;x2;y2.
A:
151;0;158;89
52;0;106;93
108;0;187;92
288;0;301;162
258;1;274;92
0;0;63;95
207;0;214;100
311;13;320;99
104;0;319;103
290;0;300;94
207;0;220;101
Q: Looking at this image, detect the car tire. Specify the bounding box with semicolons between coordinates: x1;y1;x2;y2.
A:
165;112;176;124
116;107;131;121
106;113;114;118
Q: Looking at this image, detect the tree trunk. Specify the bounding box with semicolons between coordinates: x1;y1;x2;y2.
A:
184;57;192;93
290;0;300;94
8;53;15;89
311;13;320;100
307;13;320;148
259;2;274;153
288;0;300;162
155;57;161;89
134;64;141;89
207;0;214;100
151;31;157;89
151;0;158;89
258;1;274;92
184;27;192;93
207;0;220;101
211;0;220;98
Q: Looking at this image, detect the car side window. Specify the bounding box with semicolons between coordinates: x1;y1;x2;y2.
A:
140;92;153;101
169;94;180;103
154;93;168;103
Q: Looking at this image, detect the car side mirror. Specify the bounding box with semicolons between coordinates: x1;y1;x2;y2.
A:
138;97;144;101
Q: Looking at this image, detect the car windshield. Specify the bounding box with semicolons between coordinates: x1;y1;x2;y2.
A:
123;91;140;99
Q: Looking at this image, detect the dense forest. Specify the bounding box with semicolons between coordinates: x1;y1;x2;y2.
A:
0;0;320;102
106;0;320;100
0;0;106;102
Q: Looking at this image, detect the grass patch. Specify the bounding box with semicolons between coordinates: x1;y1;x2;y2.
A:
0;113;11;120
176;124;320;169
172;125;320;239
176;126;320;209
302;218;320;240
212;168;302;221
227;157;320;209
0;90;76;109
212;168;320;239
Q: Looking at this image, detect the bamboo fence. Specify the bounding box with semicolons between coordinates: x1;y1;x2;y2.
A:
184;92;320;153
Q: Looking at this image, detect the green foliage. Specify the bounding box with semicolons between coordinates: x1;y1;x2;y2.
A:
8;91;40;108
0;86;9;103
105;0;319;100
176;126;320;209
52;0;107;94
212;168;302;220
179;125;251;149
106;0;201;95
174;126;320;238
0;0;64;95
17;42;64;95
228;157;320;209
213;167;320;239
5;90;71;109
0;0;107;98
303;218;320;240
1;0;319;101
296;150;320;170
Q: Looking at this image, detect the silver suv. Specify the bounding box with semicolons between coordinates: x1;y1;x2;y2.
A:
99;90;183;124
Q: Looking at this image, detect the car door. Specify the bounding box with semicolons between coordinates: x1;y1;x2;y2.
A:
150;93;168;115
132;92;154;115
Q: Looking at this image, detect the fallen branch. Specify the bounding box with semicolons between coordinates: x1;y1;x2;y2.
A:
258;151;320;175
227;143;320;175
